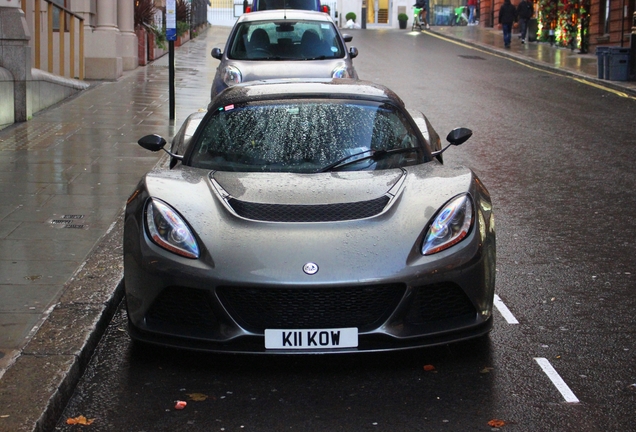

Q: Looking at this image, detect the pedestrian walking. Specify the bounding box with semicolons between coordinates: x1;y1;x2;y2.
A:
467;0;477;25
516;0;533;43
498;0;517;48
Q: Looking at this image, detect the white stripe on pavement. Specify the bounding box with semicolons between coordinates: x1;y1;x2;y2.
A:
534;357;580;403
494;294;519;324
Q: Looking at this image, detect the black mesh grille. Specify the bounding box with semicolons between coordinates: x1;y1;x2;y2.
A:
146;286;219;331
227;195;390;222
216;284;406;332
405;283;476;325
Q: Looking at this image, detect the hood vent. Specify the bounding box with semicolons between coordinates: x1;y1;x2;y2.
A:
227;195;391;222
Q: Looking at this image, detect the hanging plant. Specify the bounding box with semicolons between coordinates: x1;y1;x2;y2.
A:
134;0;157;29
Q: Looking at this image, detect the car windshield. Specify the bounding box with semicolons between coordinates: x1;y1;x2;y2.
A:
228;20;344;60
188;99;428;173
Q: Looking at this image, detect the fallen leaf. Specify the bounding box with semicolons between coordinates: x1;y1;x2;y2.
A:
423;364;436;371
175;400;187;410
187;393;209;402
480;367;494;374
488;419;506;427
66;415;95;425
1;415;9;418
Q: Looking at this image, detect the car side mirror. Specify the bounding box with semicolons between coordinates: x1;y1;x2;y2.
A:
349;46;358;59
431;128;473;158
211;48;223;60
445;127;473;146
342;34;353;42
138;134;167;152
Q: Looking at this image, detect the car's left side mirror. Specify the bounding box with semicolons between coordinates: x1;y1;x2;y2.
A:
349;47;358;59
211;48;223;60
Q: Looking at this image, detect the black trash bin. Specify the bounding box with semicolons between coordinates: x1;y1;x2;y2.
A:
607;47;630;81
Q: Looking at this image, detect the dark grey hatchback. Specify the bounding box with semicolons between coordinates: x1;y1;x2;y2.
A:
125;79;496;354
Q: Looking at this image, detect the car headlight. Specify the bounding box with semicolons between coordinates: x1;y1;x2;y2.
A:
222;65;242;87
332;66;352;78
422;194;473;255
145;198;200;259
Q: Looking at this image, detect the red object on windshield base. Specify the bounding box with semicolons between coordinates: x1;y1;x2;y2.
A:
322;5;328;12
245;6;252;12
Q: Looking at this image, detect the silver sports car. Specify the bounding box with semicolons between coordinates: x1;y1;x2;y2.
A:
210;10;358;99
124;79;496;353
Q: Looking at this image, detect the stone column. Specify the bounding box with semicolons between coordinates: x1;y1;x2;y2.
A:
118;0;138;70
85;0;122;79
0;6;32;122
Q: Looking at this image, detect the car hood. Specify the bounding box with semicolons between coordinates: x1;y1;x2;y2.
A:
140;164;481;283
211;170;402;205
226;59;355;82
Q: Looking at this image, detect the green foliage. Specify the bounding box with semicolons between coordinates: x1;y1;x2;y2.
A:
536;0;590;51
151;26;167;50
177;20;190;37
345;12;357;22
398;13;409;21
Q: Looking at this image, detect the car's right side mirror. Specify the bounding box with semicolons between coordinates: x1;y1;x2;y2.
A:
446;127;473;146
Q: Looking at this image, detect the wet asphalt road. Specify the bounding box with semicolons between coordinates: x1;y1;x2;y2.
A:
54;28;636;431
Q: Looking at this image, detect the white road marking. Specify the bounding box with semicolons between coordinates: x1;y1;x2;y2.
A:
534;357;580;403
494;294;519;324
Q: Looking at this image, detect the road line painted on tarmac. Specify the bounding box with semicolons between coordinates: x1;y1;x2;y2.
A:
494;294;519;324
534;357;580;403
425;31;636;101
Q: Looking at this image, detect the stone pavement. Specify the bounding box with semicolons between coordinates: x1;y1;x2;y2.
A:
430;24;636;96
0;22;635;432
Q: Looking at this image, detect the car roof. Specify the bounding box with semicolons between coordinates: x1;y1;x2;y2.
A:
237;9;334;23
208;79;405;109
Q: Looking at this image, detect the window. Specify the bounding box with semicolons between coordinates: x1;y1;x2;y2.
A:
52;0;70;32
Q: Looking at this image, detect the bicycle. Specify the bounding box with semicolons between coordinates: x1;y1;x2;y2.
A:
411;7;429;30
450;6;469;26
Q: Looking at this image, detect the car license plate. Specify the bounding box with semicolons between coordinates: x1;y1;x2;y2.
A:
265;328;358;349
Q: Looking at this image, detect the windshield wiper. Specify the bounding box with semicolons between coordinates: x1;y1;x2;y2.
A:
318;147;421;173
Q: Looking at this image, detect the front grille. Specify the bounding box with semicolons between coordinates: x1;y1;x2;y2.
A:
216;284;406;332
227;195;390;222
146;286;219;331
405;283;476;325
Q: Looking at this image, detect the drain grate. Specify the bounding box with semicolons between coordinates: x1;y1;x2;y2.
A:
458;55;486;60
49;214;87;229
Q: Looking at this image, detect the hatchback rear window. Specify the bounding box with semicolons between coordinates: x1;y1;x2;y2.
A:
253;0;321;11
228;20;344;60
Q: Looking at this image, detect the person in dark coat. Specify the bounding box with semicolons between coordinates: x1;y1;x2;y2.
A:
498;0;517;48
516;0;533;43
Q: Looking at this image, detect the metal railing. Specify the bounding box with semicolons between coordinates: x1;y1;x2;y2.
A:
21;0;85;80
